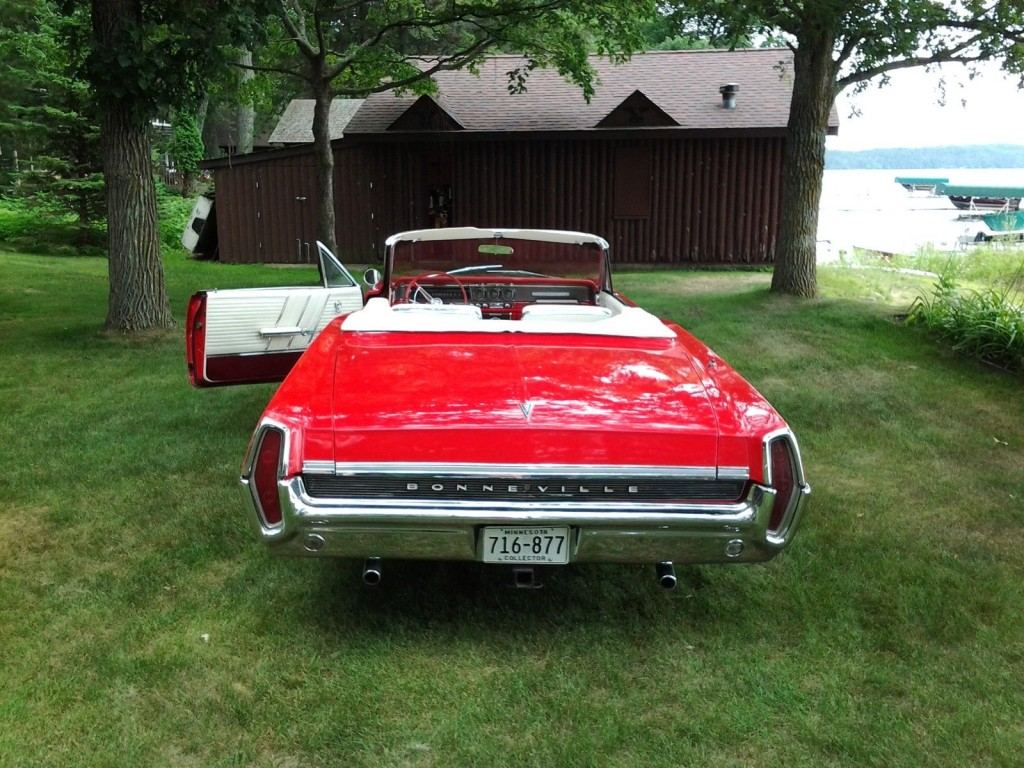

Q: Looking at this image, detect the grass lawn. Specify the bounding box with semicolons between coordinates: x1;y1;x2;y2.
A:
1;249;1022;767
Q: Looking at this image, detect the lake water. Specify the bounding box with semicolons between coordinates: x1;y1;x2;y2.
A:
817;168;1024;261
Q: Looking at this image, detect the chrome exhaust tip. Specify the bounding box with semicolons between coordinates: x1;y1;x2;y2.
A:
656;561;677;590
362;557;383;586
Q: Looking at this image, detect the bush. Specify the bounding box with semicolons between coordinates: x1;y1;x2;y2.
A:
908;272;1024;372
2;181;196;258
0;196;105;256
155;181;195;254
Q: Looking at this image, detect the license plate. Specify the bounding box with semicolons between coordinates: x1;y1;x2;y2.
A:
481;526;570;564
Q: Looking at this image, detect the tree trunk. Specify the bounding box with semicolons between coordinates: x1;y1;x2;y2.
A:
311;70;338;257
92;0;174;331
771;38;837;298
236;49;255;155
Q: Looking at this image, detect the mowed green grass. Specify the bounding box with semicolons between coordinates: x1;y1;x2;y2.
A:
1;250;1022;767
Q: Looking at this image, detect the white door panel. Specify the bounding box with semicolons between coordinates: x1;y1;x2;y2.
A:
204;286;362;356
187;241;363;387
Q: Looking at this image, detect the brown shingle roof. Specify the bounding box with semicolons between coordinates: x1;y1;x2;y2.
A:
344;49;837;134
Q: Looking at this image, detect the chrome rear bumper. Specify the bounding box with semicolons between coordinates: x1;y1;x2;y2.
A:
240;475;810;565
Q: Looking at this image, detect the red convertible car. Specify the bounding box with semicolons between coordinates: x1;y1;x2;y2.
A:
187;228;809;588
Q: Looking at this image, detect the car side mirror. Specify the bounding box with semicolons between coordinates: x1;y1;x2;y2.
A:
362;268;382;288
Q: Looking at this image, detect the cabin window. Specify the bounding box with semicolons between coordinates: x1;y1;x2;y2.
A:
613;146;652;219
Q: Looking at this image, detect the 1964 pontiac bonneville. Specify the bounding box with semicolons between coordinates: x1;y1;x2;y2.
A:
186;227;809;588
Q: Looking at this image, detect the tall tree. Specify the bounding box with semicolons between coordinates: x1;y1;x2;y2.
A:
89;0;172;330
236;48;256;154
245;0;654;257
668;1;1024;297
85;0;269;331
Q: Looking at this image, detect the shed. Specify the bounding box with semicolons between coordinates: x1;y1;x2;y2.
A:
206;49;839;266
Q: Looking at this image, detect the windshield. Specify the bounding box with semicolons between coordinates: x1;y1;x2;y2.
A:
389;236;606;282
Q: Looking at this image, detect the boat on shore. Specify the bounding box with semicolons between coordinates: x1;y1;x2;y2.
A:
894;176;949;193
980;210;1024;233
937;183;1024;212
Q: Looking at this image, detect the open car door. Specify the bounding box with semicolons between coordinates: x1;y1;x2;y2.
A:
187;242;363;387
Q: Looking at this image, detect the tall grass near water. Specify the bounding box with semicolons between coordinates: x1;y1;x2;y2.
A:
906;255;1024;372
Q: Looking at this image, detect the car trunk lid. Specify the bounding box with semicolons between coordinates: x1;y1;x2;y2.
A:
329;331;719;468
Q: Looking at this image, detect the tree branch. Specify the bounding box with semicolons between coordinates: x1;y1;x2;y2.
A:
837;35;986;91
332;36;496;97
313;1;326;58
323;0;566;80
231;60;305;80
835;35;860;68
277;0;318;60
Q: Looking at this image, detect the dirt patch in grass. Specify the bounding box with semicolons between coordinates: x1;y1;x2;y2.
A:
0;505;53;569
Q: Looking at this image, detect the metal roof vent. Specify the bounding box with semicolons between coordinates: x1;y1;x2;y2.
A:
719;83;739;109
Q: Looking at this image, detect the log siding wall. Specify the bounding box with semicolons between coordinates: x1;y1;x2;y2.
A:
213;135;786;266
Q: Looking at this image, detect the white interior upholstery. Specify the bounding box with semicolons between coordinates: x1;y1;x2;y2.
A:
342;297;675;338
392;303;482;319
520;304;613;322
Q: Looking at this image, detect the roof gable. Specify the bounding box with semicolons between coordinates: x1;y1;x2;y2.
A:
387;94;464;131
595;90;679;128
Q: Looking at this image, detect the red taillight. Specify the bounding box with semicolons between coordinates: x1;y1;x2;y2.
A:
252;430;284;526
768;439;796;532
186;292;207;387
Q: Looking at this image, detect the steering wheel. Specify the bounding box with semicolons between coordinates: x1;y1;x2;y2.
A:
405;271;469;304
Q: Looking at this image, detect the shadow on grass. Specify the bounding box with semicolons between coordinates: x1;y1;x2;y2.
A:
282;557;747;645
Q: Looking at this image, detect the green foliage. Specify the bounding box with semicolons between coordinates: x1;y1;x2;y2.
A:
0;196;104;256
84;0;274;120
638;13;738;50
662;1;1024;94
0;1;104;237
155;181;195;253
851;244;1024;293
260;1;656;100
168;112;204;175
0;183;193;258
908;271;1024;371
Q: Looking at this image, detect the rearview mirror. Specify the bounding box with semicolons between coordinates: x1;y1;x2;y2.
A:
478;243;514;256
362;268;382;288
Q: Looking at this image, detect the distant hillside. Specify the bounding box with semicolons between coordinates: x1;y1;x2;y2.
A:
825;144;1024;169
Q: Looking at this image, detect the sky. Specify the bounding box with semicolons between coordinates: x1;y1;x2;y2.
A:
827;61;1024;151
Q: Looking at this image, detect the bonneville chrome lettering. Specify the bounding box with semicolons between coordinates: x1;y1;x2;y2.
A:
400;479;647;497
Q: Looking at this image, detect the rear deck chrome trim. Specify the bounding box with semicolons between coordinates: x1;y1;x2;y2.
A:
302;460;335;474
302;461;730;480
716;466;751;481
